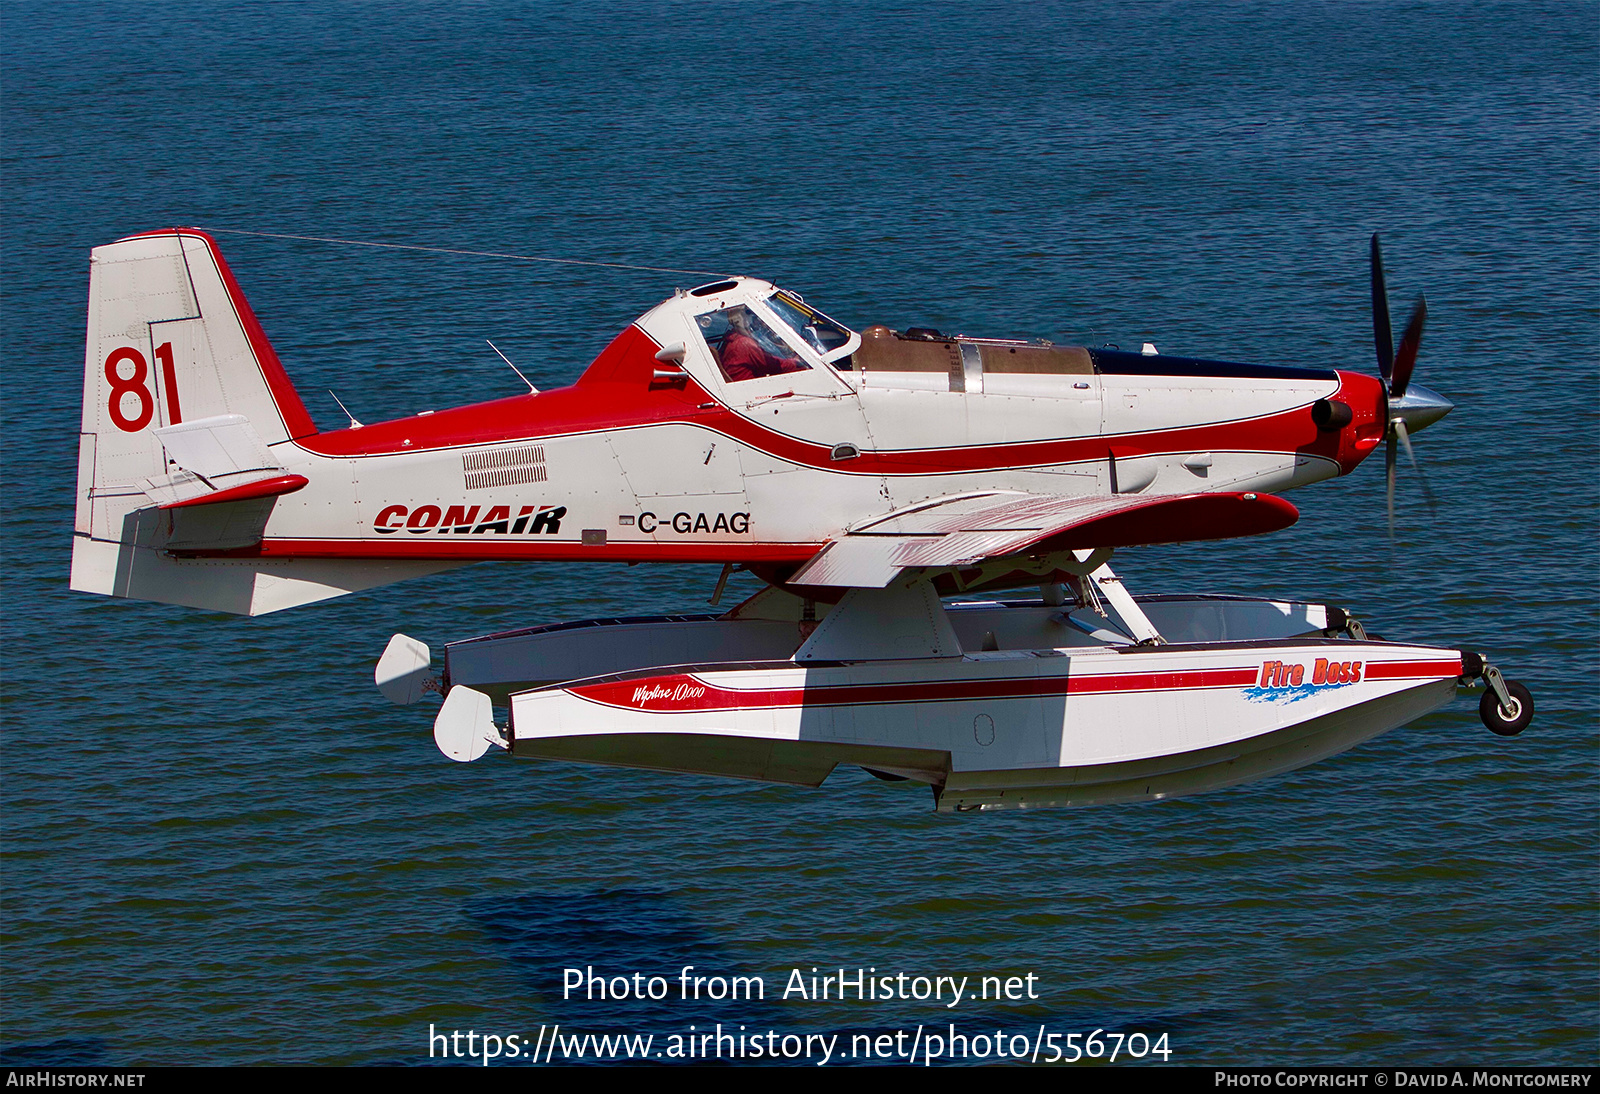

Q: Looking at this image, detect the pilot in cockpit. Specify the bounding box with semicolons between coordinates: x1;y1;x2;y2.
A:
715;305;807;382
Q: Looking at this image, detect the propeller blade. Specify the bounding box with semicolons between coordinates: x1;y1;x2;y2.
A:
1390;294;1427;399
1392;418;1438;514
1371;237;1440;530
1385;428;1397;536
1371;233;1394;384
1394;418;1419;473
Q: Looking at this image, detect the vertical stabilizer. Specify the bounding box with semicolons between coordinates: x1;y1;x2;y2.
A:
71;228;459;614
76;228;318;539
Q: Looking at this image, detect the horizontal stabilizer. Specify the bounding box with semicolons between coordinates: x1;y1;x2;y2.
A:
70;533;463;616
156;414;279;478
137;414;303;512
155;473;308;510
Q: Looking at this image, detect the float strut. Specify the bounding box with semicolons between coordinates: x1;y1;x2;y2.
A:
708;563;737;606
1481;661;1515;712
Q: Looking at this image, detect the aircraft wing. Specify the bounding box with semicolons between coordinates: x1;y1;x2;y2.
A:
789;490;1298;589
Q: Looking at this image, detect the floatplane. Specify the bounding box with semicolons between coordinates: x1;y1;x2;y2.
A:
70;229;1532;810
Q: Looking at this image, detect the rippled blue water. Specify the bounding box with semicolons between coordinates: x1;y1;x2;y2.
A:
3;0;1595;1067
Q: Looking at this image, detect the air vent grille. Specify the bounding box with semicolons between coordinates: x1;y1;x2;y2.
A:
463;445;547;489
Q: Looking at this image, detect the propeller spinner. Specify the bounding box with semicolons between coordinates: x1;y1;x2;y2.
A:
1370;233;1452;529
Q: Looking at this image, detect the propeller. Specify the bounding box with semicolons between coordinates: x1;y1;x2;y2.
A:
1370;233;1451;532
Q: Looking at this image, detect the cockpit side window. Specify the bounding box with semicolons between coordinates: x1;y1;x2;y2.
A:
698;305;812;383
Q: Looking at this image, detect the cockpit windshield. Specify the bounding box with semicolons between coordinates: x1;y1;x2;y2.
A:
765;292;854;360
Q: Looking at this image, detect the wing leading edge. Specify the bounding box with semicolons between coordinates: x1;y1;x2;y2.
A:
788;490;1299;589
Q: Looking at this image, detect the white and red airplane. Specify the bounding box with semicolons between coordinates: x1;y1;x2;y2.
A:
71;228;1450;615
71;227;1527;811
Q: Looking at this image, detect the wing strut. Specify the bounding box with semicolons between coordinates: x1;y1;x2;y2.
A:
1077;553;1163;645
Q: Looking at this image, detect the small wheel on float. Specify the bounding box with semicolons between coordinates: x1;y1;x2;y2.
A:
1479;679;1533;737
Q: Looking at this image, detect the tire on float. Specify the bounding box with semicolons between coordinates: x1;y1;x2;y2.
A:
1479;680;1533;737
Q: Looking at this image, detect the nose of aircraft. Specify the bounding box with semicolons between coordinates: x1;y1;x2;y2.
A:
1389;382;1453;434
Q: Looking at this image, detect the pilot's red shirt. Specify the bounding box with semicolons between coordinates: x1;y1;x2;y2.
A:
721;331;802;382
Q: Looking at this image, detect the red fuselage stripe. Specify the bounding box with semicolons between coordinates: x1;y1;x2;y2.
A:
287;324;1366;476
232;539;824;563
295;397;1346;477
